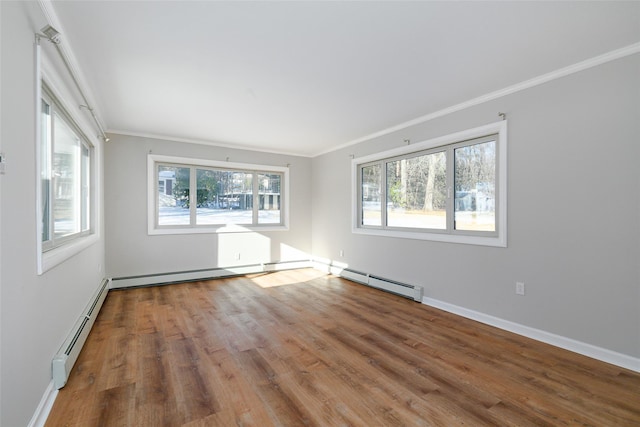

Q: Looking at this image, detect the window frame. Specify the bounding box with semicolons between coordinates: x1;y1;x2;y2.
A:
40;85;94;250
148;154;289;235
36;80;99;275
352;121;507;247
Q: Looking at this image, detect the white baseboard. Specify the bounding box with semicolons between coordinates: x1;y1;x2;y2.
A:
312;260;348;276
318;257;640;371
27;380;58;427
422;297;640;373
110;260;312;289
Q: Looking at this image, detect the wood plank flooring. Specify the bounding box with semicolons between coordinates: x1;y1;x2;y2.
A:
46;269;640;426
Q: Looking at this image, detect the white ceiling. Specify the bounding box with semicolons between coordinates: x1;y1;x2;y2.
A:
49;1;640;157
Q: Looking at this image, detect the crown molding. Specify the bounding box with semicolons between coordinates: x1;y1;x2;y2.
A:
314;41;640;157
37;0;108;133
108;129;313;158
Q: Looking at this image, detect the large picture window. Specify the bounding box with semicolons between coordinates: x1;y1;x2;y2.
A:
149;155;288;234
41;84;93;251
353;122;507;247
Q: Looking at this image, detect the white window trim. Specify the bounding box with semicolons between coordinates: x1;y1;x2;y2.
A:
352;121;507;247
148;154;290;235
35;45;101;275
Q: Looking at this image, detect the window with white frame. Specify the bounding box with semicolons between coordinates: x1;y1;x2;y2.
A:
353;121;507;247
40;83;94;251
148;155;288;234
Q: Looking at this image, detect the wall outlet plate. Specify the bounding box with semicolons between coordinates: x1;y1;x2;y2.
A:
516;282;525;295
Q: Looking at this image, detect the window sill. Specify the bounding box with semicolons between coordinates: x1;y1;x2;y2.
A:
352;226;507;247
148;224;290;236
38;233;99;275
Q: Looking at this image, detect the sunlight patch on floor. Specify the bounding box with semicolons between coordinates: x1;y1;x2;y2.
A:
249;269;328;288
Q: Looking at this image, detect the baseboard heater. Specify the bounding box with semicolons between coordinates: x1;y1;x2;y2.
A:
110;260;312;289
321;263;423;302
52;278;110;389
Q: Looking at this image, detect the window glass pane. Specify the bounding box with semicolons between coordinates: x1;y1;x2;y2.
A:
52;113;81;238
40;87;94;252
41;100;52;242
158;165;190;225
361;164;382;226
386;151;446;229
258;173;281;224
194;168;219;225
454;140;496;231
195;169;253;225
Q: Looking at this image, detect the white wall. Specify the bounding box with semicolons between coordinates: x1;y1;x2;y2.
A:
311;54;640;360
0;3;106;426
105;134;312;279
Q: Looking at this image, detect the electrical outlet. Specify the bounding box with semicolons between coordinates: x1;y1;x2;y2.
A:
235;252;241;260
339;250;344;257
516;282;525;296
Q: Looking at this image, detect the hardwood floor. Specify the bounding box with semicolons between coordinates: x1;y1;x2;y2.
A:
46;268;640;426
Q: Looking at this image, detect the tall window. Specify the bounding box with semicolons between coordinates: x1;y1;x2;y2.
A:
41;85;93;250
354;122;507;247
149;155;288;234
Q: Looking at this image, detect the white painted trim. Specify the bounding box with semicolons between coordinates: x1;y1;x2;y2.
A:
149;154;292;174
37;0;107;131
27;380;58;427
40;234;100;274
110;129;312;158
148;224;290;235
147;154;290;235
311;258;350;276
351;120;507;247
110;260;312;289
35;41;44;274
36;37;104;275
422;297;640;373
316;42;640;157
351;227;506;247
316;259;639;371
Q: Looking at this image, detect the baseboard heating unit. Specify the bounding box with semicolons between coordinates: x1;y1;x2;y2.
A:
110;260;312;289
52;278;110;389
317;262;424;302
367;274;424;302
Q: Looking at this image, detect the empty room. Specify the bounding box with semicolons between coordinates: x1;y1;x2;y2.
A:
1;1;639;426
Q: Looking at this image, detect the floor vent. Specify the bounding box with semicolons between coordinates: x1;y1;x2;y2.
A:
52;278;110;389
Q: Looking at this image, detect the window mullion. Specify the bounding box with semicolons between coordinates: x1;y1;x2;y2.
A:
50;107;57;246
446;146;455;233
381;160;388;228
47;107;55;247
73;138;81;233
252;172;259;225
155;163;160;228
493;140;500;232
190;166;197;225
357;165;364;227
